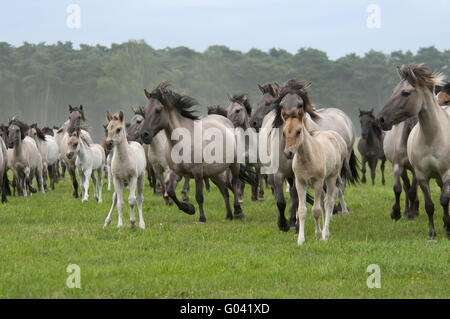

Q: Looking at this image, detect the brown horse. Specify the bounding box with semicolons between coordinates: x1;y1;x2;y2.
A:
357;109;386;185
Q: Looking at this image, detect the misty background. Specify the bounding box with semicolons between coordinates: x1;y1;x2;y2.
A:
0;0;449;139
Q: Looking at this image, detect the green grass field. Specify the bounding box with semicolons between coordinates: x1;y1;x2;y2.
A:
0;161;448;299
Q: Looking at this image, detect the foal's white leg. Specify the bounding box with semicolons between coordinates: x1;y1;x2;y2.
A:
82;168;92;202
97;167;103;203
114;178;124;228
312;181;324;239
295;179;308;245
104;192;117;227
323;177;338;241
128;176;138;228
136;175;146;229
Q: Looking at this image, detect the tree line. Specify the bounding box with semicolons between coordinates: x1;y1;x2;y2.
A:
0;40;449;139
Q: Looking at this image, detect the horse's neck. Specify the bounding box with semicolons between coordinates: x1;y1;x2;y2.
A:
14;137;24;157
296;128;315;163
77;139;89;160
418;90;446;141
114;135;131;163
165;110;193;150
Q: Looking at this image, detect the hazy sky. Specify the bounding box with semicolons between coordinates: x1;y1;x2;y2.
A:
1;0;449;59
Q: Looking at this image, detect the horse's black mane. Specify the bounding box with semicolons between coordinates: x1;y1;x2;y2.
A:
31;124;47;141
273;78;318;128
133;106;145;117
151;82;199;120
42;127;54;136
207;105;228;117
258;82;280;97
8;118;29;139
229;94;252;115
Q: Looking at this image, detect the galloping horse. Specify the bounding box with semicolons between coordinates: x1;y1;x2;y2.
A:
140;82;254;223
377;64;450;239
282;108;347;245
226;93;260;201
261;79;358;231
357;109;386;185
58;105;94;198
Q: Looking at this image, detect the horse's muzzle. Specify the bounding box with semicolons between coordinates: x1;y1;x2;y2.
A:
105;140;113;151
66;152;75;160
284;149;294;160
140;131;152;144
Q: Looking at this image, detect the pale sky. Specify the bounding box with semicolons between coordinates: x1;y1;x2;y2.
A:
1;0;449;59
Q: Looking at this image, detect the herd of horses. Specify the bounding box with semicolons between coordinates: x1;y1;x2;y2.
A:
0;63;449;244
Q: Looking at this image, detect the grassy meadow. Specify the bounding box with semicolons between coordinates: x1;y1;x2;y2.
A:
0;159;448;299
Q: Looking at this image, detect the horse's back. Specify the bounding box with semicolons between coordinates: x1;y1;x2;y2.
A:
315;107;355;149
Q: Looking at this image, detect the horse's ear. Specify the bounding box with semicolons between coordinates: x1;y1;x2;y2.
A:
407;66;417;85
281;109;289;122
106;112;112;122
297;108;305;121
227;93;234;102
79;105;83;111
269;84;278;98
396;66;404;80
69;105;73;113
257;83;264;93
304;82;312;90
370;108;374;114
144;89;152;100
119;111;124;122
139;106;145;117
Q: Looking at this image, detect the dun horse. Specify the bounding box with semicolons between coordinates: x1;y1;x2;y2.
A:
377;64;450;239
357;109;386;185
282;108;347;245
140;82;255;223
261;79;358;231
104;112;147;229
7;119;45;196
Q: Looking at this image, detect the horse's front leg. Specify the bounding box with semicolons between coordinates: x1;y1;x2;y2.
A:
287;177;298;229
380;157;386;185
114;177;125;228
369;158;378;186
82;169;92;202
274;173;289;231
417;174;436;239
361;156;367;184
128;176;138;228
230;164;244;219
165;171;195;215
391;164;402;221
294;179;308;245
400;170;412;219
439;174;450;238
193;172;206;223
104;192;117;228
311;181;324;239
68;165;79;198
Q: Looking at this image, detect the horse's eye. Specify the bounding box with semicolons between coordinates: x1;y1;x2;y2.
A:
236;109;241;113
116;128;121;134
296;130;301;136
137;120;142;124
74;143;78;148
401;91;411;97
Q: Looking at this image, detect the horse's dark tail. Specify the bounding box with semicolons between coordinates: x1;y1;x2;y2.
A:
341;149;360;185
239;164;258;187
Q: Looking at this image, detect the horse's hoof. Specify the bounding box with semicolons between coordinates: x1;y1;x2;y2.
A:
251;196;257;202
225;215;233;221
180;202;195;215
390;210;401;221
103;219;111;228
361;177;366;184
139;223;146;230
277;221;290;232
130;221;136;229
234;212;244;220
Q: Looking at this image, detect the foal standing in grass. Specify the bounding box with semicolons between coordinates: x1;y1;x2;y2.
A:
104;112;147;229
282;109;347;245
67;130;105;203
